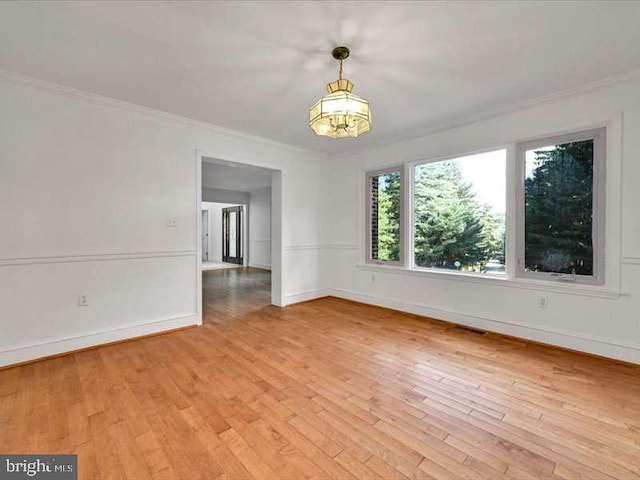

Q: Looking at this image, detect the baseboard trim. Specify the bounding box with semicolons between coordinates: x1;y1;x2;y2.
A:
284;288;331;306
0;313;199;368
248;262;271;271
329;288;640;365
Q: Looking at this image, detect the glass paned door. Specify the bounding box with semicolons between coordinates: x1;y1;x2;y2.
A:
222;206;243;264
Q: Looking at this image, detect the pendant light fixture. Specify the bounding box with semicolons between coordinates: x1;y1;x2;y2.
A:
309;46;371;138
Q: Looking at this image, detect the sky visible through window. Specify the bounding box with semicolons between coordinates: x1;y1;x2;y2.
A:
448;146;553;212
455;149;506;214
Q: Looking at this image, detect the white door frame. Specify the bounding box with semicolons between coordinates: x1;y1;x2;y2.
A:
195;150;284;326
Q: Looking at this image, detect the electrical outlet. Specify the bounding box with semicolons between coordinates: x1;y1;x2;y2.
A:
166;215;178;228
78;294;89;307
537;295;549;309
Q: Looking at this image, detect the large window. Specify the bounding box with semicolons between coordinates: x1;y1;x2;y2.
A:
413;150;506;274
367;168;402;263
364;127;606;287
518;128;604;283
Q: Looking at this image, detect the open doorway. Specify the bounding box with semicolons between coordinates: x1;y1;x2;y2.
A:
197;156;280;323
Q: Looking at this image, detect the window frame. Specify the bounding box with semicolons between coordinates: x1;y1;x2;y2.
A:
365;165;405;266
410;147;509;276
514;127;606;285
359;117;621;299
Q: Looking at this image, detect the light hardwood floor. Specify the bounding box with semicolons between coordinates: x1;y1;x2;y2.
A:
1;268;640;479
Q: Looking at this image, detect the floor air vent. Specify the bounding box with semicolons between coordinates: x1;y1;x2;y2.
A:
454;325;488;335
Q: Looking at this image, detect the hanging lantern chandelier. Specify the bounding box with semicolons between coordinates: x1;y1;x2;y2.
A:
309;46;372;138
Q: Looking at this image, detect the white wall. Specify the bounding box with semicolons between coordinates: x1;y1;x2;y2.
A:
0;72;331;367
6;67;637;368
249;187;271;270
327;75;640;364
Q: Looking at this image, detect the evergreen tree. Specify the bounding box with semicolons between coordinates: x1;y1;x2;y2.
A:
525;141;593;275
479;205;506;265
413;161;504;271
377;171;401;261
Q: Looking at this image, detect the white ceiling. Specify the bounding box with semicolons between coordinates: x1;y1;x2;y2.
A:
1;1;640;155
202;161;272;193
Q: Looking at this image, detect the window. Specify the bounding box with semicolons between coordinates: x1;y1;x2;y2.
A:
362;126;608;289
517;128;605;283
413;150;506;274
367;168;403;263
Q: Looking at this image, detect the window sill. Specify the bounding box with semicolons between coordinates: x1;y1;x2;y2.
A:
356;263;622;299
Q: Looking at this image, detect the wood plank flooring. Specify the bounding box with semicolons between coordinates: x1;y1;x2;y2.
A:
1;267;640;479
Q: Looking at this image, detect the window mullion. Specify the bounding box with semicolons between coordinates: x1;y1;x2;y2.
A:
403;163;413;269
506;143;519;280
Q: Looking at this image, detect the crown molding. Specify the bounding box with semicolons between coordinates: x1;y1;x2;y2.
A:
332;66;640;159
4;65;640;162
0;68;328;161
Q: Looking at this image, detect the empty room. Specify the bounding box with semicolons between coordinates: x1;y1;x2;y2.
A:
1;1;639;479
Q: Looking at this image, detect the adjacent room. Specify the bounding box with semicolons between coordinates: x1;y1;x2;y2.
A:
1;2;639;480
201;159;275;319
201;201;247;271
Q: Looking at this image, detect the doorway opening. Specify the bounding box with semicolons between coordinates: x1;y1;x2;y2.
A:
197;154;282;324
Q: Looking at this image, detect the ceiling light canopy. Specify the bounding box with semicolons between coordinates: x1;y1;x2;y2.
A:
309;46;371;139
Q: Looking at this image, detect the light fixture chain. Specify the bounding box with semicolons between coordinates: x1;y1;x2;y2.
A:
339;59;343;80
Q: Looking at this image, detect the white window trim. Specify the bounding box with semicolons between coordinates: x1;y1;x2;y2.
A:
355;261;621;299
358;113;623;299
365;165;405;266
515;128;606;285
